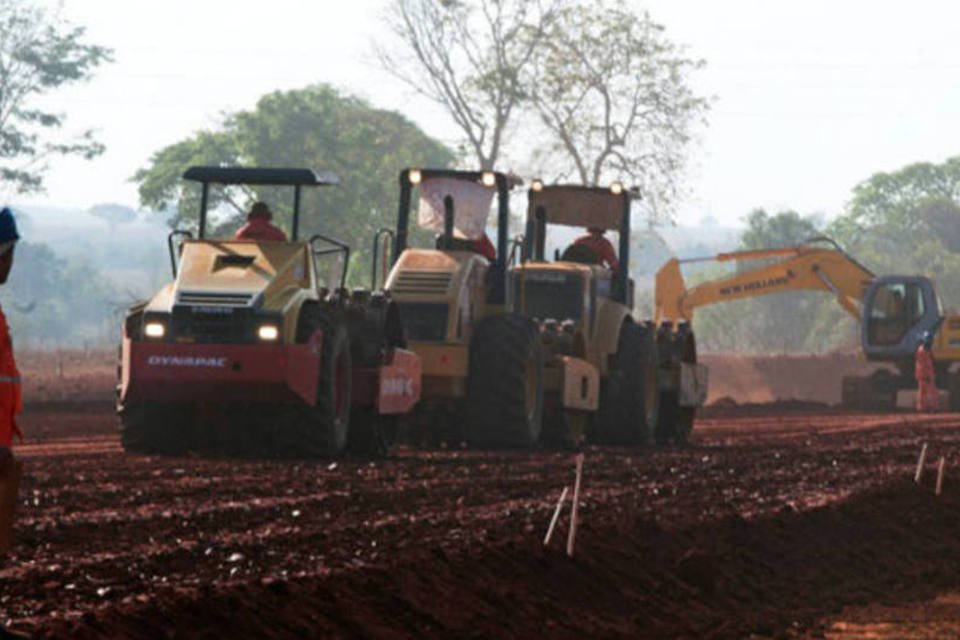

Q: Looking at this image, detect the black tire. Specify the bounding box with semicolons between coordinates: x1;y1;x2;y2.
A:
277;306;352;457
465;314;544;448
349;409;399;458
655;326;696;445
345;297;405;457
592;322;659;445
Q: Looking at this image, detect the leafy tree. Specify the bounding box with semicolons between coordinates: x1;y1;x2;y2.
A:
89;203;137;228
739;209;821;251
132;85;455;286
378;0;555;169
829;156;960;308
527;1;708;224
844;158;960;232
0;0;112;193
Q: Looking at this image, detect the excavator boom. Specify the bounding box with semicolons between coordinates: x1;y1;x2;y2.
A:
655;240;875;323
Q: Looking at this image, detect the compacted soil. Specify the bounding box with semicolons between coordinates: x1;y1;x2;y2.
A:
0;401;958;638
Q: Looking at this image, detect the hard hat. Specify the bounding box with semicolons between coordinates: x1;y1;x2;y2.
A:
0;207;20;244
920;331;933;348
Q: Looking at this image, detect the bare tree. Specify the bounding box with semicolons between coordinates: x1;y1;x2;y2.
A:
526;1;708;225
378;0;554;170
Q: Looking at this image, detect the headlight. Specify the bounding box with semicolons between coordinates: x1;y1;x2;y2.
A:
408;169;422;185
257;324;279;341
144;321;166;339
481;171;496;187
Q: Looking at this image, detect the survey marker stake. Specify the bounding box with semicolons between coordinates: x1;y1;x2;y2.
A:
915;443;928;484
543;486;569;547
567;453;584;558
936;456;946;496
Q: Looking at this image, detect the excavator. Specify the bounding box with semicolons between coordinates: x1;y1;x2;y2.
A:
654;237;960;410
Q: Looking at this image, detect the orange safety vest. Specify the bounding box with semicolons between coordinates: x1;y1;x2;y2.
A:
0;307;21;447
915;344;939;412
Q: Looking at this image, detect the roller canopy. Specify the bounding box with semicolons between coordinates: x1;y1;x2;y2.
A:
527;185;625;231
183;166;339;187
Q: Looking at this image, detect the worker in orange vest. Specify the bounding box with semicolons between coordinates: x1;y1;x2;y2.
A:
0;207;25;639
234;201;287;241
915;331;939;412
572;227;620;273
0;207;20;473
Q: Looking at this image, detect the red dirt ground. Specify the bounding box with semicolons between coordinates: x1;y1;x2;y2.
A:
2;351;958;638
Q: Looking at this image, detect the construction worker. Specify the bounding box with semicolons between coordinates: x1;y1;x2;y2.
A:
0;207;20;472
572;227;620;273
915;331;939;412
0;207;24;640
234;201;287;241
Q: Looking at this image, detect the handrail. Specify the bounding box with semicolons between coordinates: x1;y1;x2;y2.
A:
167;229;193;277
371;228;395;290
508;234;524;266
309;233;351;296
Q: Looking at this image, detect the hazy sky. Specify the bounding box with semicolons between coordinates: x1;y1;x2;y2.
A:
18;0;960;227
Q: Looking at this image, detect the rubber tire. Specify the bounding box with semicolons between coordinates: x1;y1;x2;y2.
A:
465;314;544;449
345;298;405;457
655;329;695;445
349;410;399;458
592;322;659;445
278;308;352;458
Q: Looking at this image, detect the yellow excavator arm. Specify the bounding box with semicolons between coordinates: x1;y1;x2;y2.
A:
655;239;876;323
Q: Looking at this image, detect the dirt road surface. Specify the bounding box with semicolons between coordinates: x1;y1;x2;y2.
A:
0;399;957;638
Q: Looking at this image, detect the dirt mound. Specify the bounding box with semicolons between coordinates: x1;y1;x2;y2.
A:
5;405;960;638
34;480;960;639
701;352;884;406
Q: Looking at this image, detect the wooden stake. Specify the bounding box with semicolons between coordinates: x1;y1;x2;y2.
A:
915;443;928;484
566;453;584;558
936;456;946;496
543;486;569;547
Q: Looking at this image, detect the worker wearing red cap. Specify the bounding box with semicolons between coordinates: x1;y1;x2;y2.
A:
234;201;287;241
572;227;619;273
915;332;939;412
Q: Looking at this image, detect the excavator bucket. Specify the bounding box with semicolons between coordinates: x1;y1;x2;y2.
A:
0;460;22;553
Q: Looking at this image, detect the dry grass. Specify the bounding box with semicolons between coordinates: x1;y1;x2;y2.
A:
17;348;115;403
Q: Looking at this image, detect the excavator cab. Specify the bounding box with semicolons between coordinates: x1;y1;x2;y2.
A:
861;276;941;360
